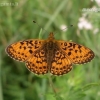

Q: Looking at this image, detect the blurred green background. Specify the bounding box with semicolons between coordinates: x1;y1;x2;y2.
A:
0;0;100;100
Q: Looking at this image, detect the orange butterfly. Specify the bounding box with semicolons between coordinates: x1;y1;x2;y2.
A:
6;32;95;75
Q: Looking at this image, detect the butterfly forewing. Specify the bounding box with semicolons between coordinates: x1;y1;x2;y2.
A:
57;41;95;64
6;39;44;62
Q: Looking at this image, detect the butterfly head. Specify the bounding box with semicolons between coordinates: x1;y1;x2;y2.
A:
48;32;55;40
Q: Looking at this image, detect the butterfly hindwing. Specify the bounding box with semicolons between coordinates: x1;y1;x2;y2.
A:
50;50;72;75
25;49;48;75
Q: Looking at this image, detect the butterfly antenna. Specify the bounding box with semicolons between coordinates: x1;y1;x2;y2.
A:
53;24;73;36
33;21;48;34
61;24;73;32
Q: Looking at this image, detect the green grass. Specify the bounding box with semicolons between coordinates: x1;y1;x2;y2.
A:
0;0;100;100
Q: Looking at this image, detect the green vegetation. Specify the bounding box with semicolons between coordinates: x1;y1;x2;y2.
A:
0;0;100;100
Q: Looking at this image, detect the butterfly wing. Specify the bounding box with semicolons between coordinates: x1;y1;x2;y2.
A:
50;50;72;75
25;49;48;75
6;39;44;62
57;41;95;64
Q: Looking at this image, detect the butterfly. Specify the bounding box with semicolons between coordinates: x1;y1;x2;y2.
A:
6;32;95;75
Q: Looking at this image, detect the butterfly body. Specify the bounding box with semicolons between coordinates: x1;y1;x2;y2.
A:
6;32;95;75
